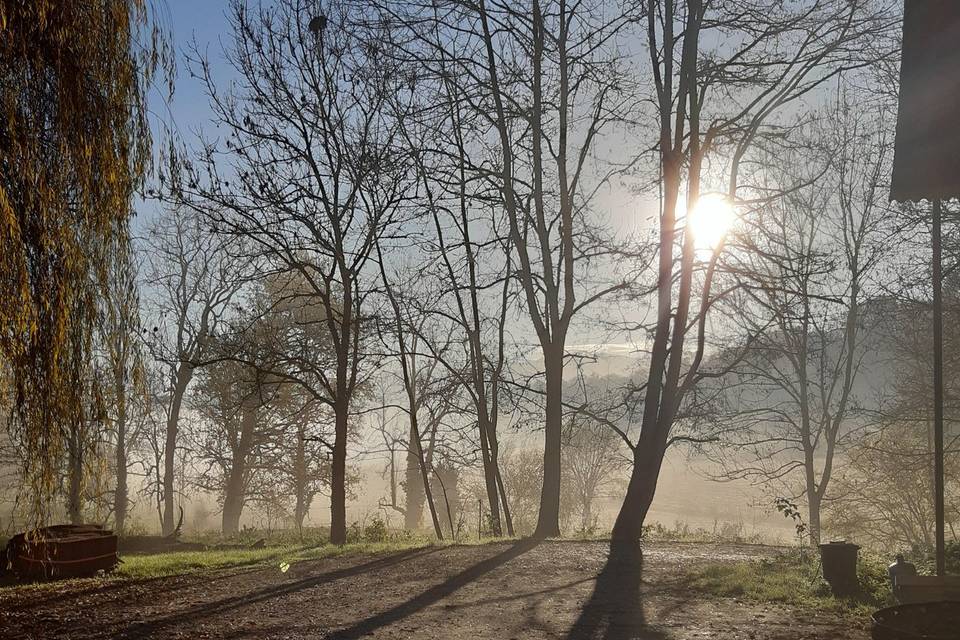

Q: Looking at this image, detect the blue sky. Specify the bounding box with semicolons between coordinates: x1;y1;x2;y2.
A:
150;0;238;158
152;0;232;137
138;1;238;225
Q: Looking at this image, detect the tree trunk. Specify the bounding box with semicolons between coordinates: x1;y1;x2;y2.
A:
581;492;593;532
416;427;444;540
330;394;348;545
67;423;83;525
433;466;459;538
478;411;503;536
807;492;822;547
534;346;563;538
805;451;822;546
162;362;192;535
294;423;308;540
611;437;669;544
222;400;256;535
221;486;244;535
114;423;127;533
495;463;515;537
403;419;425;530
114;367;128;533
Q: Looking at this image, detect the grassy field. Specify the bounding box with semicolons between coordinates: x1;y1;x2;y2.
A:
682;550;893;615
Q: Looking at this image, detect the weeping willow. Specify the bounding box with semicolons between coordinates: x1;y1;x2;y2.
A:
0;1;169;524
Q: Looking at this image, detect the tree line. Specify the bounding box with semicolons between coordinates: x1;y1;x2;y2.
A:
7;0;957;553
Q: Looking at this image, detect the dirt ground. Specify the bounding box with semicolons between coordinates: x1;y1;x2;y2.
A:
0;540;871;639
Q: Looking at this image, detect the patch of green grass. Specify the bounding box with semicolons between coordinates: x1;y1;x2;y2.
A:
683;551;893;615
0;539;432;597
121;538;436;579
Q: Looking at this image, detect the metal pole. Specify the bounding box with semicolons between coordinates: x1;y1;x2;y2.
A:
932;198;946;578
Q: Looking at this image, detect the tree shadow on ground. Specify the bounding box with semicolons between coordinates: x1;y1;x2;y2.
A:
116;546;438;638
329;537;540;639
566;542;669;640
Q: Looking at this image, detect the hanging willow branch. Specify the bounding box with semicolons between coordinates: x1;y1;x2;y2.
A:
0;1;171;525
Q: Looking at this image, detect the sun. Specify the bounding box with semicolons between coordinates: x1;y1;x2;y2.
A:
687;192;735;253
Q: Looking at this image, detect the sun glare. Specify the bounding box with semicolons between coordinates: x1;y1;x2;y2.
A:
687;193;735;254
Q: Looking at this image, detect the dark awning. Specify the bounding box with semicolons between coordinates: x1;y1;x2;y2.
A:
891;1;960;203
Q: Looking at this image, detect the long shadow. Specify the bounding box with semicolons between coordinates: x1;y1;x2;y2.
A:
566;542;669;640
441;575;596;610
117;546;438;638
329;538;540;639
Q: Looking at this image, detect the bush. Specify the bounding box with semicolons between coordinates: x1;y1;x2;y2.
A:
904;541;960;575
346;515;404;544
363;516;388;543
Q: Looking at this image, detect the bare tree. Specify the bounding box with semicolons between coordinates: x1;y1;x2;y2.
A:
190;356;273;534
384;0;638;538
708;93;893;545
407;124;518;537
376;259;447;539
610;0;897;544
142;207;248;534
169;0;420;543
99;236;147;533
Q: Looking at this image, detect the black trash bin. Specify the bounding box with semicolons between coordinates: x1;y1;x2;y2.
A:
819;540;860;596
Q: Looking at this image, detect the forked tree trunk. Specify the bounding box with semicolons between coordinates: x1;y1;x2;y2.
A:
413;417;444;540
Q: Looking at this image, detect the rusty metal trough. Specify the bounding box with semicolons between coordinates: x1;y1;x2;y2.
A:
3;524;118;580
872;601;960;640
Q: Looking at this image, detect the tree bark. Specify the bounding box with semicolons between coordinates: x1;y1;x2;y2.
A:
330;393;348;545
611;442;669;544
478;411;503;536
807;490;822;547
162;362;192;535
403;419;425;530
534;346;564;538
222;400;256;535
67;423;83;525
114;381;128;534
